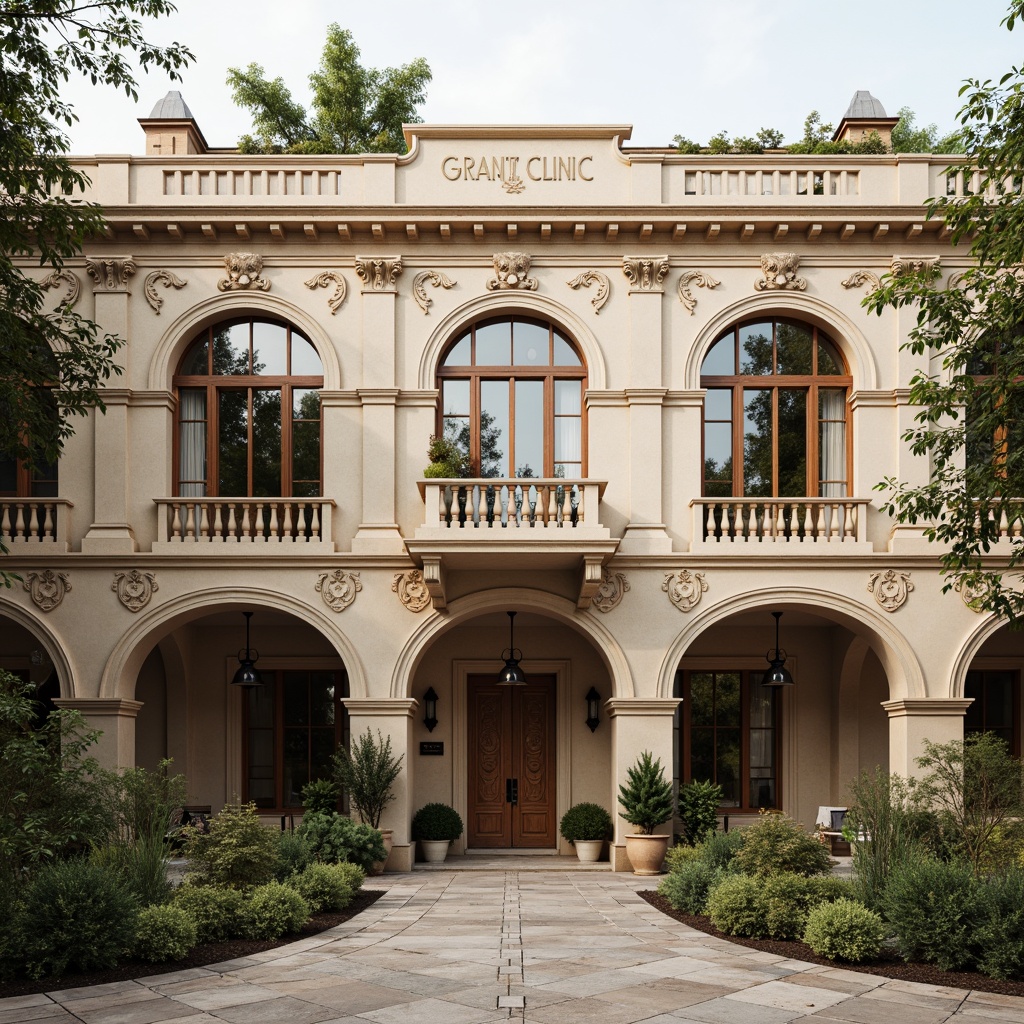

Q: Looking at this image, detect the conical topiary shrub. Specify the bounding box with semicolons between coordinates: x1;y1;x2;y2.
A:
618;750;674;835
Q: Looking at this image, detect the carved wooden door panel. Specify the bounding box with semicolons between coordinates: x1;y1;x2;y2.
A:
467;675;556;848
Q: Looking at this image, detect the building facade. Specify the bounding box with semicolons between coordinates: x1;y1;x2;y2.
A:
3;94;1016;870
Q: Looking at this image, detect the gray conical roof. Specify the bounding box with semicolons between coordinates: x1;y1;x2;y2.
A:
148;90;194;120
844;91;887;119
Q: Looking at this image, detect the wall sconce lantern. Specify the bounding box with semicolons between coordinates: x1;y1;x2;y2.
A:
585;687;601;732
762;611;794;688
423;687;439;732
496;611;528;686
231;611;264;688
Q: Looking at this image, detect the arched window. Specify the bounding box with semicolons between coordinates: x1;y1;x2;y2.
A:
437;316;586;478
701;318;851;497
173;318;323;497
966;329;1024;495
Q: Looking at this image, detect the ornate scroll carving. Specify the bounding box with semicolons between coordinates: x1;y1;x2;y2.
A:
593;569;629;613
217;252;271;292
622;256;670;292
392;569;430;613
567;271;610;314
112;570;158;612
412;270;457;314
355;256;404;292
890;256;941;278
677;270;721;314
662;569;708;612
955;577;985;613
40;270;81;309
24;570;70;612
143;270;187;314
316;569;362;612
755;252;806;291
85;256;137;292
305;271;348;314
840;270;881;291
487;251;538;291
868;569;914;612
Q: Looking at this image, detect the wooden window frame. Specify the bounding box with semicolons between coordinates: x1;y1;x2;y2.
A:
965;666;1021;757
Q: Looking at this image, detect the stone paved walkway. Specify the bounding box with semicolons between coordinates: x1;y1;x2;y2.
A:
3;870;1024;1024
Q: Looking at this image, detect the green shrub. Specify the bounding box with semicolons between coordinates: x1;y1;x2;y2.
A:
975;869;1024;980
733;812;832;877
706;874;765;937
677;780;722;846
133;904;198;962
803;899;886;962
665;844;703;872
18;859;139;979
297;812;386;871
412;803;465;842
183;803;280;889
245;881;310;939
806;874;855;904
288;862;354;913
90;835;170;907
658;861;718;914
557;802;612;845
617;751;674;835
172;883;249;943
698;829;744;870
760;873;822;939
880;858;985;971
275;831;312;880
330;860;365;892
300;779;340;816
332;729;404;829
0;876;24;982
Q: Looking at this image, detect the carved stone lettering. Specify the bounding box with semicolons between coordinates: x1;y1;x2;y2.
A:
755;252;806;291
355;256;404;292
593;569;629;613
305;271;348;314
86;256;137;292
567;271;610;314
487;252;538;291
412;270;457;314
868;569;914;612
316;569;362;612
112;570;158;612
24;570;71;612
143;270;187;314
662;569;708;612
677;270;721;314
392;569;431;613
622;256;670;292
218;252;271;292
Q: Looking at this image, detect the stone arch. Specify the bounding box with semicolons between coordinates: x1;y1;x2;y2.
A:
99;586;367;701
949;610;1009;699
655;585;924;701
390;588;633;699
683;292;879;391
0;598;75;698
147;292;342;391
417;292;608;391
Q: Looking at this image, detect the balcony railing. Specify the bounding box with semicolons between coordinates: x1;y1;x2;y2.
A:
153;497;335;552
691;498;871;549
0;500;73;551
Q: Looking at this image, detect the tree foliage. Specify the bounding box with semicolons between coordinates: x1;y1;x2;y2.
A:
227;24;431;155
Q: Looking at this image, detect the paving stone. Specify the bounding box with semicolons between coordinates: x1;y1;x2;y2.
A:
724;979;850;1012
210;996;337;1024
673;996;806;1023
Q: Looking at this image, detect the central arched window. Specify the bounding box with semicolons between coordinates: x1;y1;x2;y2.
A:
701;318;851;497
437;316;586;478
173;318;323;497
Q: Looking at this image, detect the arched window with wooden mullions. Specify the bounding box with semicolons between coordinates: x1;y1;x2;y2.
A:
436;316;587;479
173;318;324;499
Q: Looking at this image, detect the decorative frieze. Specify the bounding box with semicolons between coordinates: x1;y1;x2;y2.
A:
840;270;881;291
662;569;708;612
593;569;629;613
218;252;271;292
316;569;362;612
305;271;348;314
487;251;538;291
112;570;158;612
622;256;669;292
40;269;81;309
890;256;941;278
392;569;431;612
755;252;806;291
868;569;914;612
677;270;721;314
412;270;457;314
24;570;71;612
355;256;404;292
143;270;187;314
567;270;610;314
86;256;137;293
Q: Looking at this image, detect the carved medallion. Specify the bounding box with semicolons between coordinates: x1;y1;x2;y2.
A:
487;252;538;291
662;569;708;612
622;256;670;292
143;270;187;314
593;569;629;613
355;256;403;292
217;252;271;292
112;570;158;612
40;269;81;309
412;270;457;314
567;271;610;314
756;252;806;291
868;569;914;612
316;569;362;612
840;270;881;291
305;271;348;314
392;569;430;613
85;256;137;292
677;270;721;314
24;570;71;612
890;256;941;278
954;577;986;613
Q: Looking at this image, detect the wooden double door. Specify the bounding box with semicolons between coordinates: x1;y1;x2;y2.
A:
467;674;556;848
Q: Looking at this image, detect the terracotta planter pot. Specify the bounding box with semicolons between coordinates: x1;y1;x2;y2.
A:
370;828;393;875
420;839;451;863
625;834;669;875
574;839;604;862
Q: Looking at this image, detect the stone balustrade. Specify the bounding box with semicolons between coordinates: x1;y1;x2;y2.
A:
691;497;872;550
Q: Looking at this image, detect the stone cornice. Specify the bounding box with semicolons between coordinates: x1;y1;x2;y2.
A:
605;698;680;717
341;698;419;717
881;698;974;717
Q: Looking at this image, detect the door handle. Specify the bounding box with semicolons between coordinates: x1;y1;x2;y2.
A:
506;778;518;805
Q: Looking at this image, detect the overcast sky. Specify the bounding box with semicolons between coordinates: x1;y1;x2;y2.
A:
63;0;1021;154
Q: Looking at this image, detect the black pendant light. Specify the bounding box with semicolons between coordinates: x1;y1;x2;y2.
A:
496;611;527;686
231;611;264;687
762;611;794;687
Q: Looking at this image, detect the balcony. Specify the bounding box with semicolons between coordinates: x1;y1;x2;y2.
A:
0;500;73;552
152;497;335;553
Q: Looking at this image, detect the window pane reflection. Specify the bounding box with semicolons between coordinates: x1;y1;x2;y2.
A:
479;380;509;477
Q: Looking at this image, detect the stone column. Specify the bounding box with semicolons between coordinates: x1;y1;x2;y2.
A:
52;697;144;770
882;698;973;779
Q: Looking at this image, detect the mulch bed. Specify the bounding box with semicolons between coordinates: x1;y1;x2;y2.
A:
640;890;1024;998
0;889;384;1000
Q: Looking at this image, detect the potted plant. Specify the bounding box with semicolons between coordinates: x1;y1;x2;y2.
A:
617;750;674;875
559;802;613;862
424;433;467;478
411;802;464;863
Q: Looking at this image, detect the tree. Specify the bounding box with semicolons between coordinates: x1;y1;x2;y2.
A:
227;25;431;155
867;1;1024;621
890;106;964;154
0;2;191;509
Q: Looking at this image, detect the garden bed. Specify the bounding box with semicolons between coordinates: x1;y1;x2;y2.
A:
0;889;383;999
